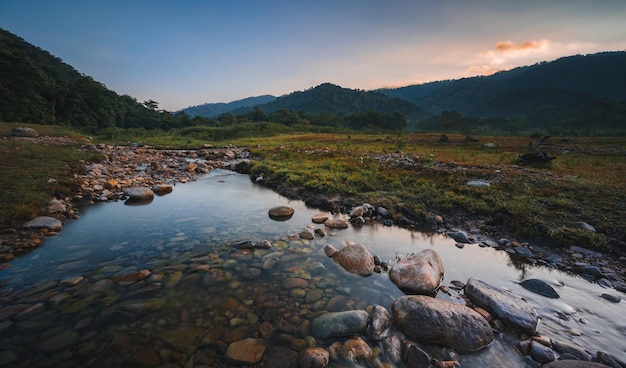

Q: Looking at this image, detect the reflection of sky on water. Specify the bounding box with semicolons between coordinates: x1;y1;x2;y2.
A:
2;169;625;362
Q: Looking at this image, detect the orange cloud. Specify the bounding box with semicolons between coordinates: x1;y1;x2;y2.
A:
495;40;543;52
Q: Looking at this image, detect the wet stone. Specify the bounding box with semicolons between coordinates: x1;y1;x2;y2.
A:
224;338;267;365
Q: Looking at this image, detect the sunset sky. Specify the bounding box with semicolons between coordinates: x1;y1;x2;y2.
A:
1;1;625;111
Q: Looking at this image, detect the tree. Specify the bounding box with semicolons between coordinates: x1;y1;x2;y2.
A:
143;99;159;110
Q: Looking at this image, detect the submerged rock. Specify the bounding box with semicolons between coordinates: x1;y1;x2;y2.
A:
389;249;444;295
465;278;538;334
224;338;267;364
519;279;560;298
311;310;369;339
392;295;494;351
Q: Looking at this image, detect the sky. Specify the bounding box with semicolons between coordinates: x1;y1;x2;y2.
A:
1;1;625;111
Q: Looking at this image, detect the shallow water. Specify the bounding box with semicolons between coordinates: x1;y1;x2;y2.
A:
0;169;624;367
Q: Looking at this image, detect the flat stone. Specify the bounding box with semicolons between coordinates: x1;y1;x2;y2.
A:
392;295;493;351
24;216;62;231
224;338;267;364
268;206;295;221
124;187;155;201
520;279;560;298
465;278;538;334
447;231;471;244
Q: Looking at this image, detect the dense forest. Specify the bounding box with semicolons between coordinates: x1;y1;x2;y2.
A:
1;26;625;136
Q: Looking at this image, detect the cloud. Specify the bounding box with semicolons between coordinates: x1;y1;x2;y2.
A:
479;39;549;58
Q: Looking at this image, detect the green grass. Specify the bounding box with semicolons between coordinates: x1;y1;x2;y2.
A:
0;123;103;227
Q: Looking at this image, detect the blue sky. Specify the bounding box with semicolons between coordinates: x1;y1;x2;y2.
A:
1;0;625;111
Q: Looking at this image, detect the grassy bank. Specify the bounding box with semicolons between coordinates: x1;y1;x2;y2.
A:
0;123;102;227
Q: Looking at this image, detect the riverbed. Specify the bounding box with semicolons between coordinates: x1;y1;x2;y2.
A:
0;169;624;367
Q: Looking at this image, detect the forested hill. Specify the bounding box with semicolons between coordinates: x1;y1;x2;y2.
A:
0;28;196;132
227;83;430;122
379;51;626;117
182;95;276;118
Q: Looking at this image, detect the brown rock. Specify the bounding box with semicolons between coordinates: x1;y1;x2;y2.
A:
312;213;331;224
389;249;444;295
298;347;329;368
330;241;375;276
119;269;151;285
224;338;267;364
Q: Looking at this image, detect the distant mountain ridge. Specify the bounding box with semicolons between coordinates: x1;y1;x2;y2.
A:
378;51;626;117
182;95;276;117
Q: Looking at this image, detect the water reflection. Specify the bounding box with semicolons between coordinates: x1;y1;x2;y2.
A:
0;169;624;367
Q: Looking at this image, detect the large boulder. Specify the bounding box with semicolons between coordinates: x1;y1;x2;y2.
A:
311;310;369;339
329;241;375;276
464;278;538;334
389;249;444;294
392;295;494;352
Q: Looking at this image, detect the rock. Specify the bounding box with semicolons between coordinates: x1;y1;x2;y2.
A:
392;295;494;351
569;245;602;257
119;269;151;285
323;244;338;257
466;180;490;187
403;342;431;368
268;206;295;221
529;341;555;363
159;327;203;350
464;278;538;334
574;265;603;279
312;213;330;224
569;222;596;232
369;305;392;341
341;337;372;361
600;293;621;303
124;187;155;201
483;143;497;148
311;310;369;339
349;206;364;218
48;198;67;214
24;216;63;231
513;247;533;258
298;347;329;368
519;279;560;298
597;351;626;368
329;241;375;276
11;126;39;137
325;217;349;229
389;249;444;295
551;340;591;361
224;338;267;364
152;183;173;195
465;135;480;142
447;231;471;244
381;335;402;364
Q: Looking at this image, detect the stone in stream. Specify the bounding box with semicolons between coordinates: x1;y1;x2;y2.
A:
224;338;267;364
311;310;369;339
327;241;375;276
389;249;444;295
464;278;538;334
447;231;471;244
268;206;294;221
392;295;494;351
298;347;329;368
369;304;392;341
543;362;615;368
152;183;173;195
519;278;560;298
123;187;155;201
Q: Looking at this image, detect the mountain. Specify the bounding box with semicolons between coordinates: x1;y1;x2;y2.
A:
227;83;429;123
0;27;200;132
181;95;276;117
379;51;626;118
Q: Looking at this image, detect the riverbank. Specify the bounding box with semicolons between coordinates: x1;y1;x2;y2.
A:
2;133;625;297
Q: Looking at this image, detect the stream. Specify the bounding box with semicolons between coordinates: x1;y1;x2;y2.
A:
0;169;624;367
